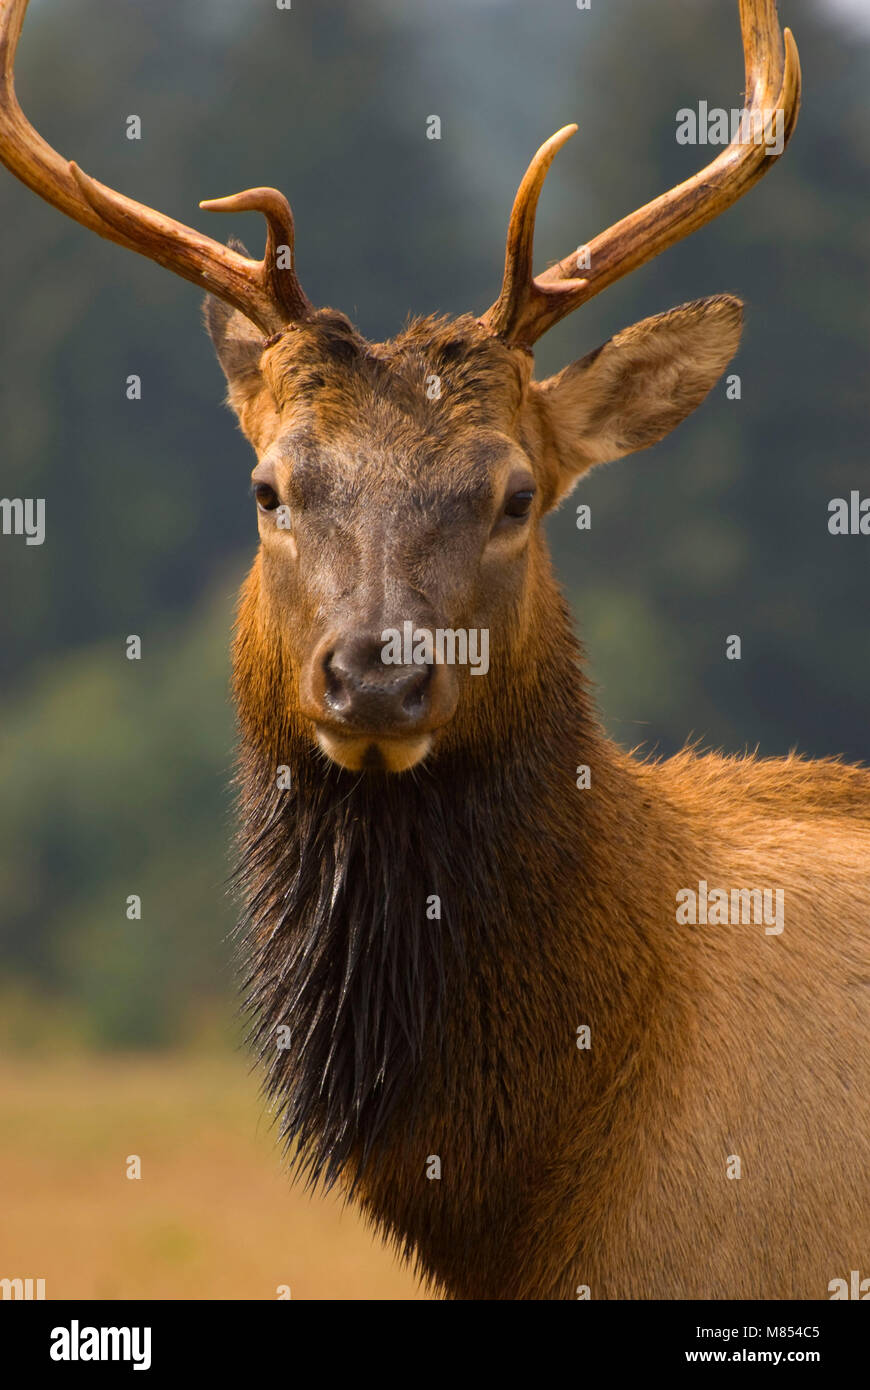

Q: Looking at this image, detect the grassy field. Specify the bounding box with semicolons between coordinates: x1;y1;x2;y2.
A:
0;1053;428;1300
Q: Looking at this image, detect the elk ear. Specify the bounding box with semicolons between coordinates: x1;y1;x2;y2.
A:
205;294;281;449
533;295;742;506
204;295;265;402
203;236;280;448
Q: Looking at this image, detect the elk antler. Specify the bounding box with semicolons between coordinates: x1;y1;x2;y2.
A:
0;0;312;334
483;0;801;349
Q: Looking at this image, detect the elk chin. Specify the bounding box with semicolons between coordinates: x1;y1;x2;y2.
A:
315;727;433;774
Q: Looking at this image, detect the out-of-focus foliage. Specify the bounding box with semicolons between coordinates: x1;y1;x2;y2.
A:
0;581;238;1046
0;0;867;1045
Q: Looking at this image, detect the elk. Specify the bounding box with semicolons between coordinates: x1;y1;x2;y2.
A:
2;0;867;1300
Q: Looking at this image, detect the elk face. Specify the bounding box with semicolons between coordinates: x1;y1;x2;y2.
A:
209;306;546;772
0;0;798;774
209;294;743;773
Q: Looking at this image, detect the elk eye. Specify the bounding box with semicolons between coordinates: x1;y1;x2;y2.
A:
254;482;279;512
504;489;535;519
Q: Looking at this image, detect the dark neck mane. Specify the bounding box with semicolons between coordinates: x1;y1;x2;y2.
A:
235;605;602;1189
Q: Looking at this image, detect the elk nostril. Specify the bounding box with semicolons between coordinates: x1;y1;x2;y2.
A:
323;649;349;709
319;640;435;728
401;666;431;717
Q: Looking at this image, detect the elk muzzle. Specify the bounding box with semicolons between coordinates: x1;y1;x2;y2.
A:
301;629;459;773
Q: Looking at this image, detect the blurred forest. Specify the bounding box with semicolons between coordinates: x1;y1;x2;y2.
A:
1;0;868;1049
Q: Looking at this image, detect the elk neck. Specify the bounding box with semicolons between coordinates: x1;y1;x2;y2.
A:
232;554;670;1237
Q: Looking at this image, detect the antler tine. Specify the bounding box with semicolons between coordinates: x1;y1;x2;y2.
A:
0;0;312;334
199;188;311;323
483;0;801;350
481;125;589;345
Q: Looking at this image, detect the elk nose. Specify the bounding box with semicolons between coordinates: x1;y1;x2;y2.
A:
323;634;433;730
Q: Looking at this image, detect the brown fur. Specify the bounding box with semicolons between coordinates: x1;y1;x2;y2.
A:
212;290;869;1299
0;0;830;1302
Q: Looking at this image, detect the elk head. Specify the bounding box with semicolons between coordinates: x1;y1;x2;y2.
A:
0;0;800;774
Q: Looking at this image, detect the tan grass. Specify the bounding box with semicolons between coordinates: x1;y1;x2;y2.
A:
0;1054;428;1300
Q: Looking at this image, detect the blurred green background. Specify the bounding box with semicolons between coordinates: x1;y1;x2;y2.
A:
1;0;868;1053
